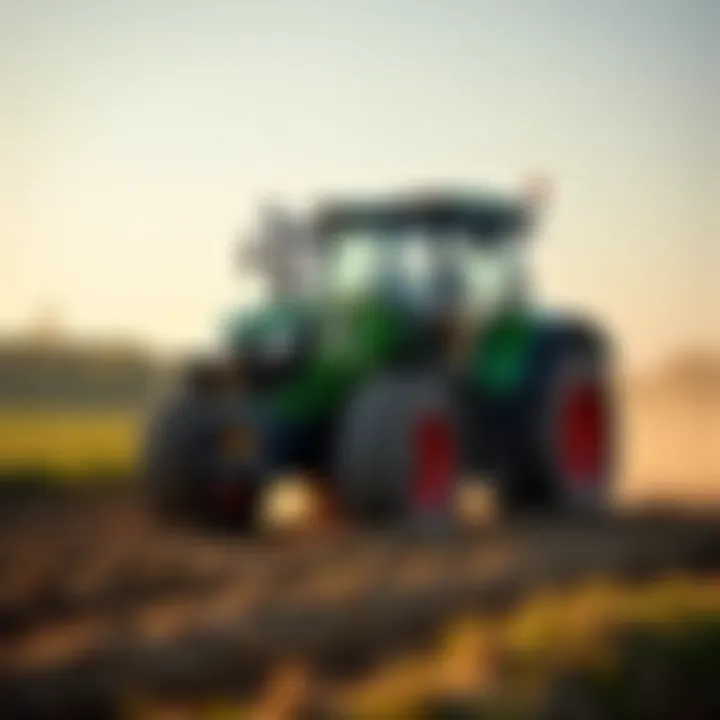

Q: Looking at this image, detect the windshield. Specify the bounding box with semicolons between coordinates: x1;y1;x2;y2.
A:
319;226;523;316
451;235;524;316
322;229;441;306
324;231;387;298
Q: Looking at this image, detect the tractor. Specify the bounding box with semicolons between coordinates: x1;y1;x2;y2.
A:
142;184;614;528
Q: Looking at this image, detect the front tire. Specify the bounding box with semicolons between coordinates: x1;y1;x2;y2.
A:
335;372;462;528
141;383;264;531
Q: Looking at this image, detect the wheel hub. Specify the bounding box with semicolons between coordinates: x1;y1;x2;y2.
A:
413;414;456;510
557;382;606;487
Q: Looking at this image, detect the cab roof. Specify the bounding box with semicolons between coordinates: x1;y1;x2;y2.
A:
313;188;533;243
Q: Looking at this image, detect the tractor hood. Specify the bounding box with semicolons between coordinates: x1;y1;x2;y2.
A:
223;301;315;368
221;296;418;419
224;296;409;367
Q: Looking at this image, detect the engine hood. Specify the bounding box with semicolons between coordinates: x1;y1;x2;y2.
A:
224;299;311;348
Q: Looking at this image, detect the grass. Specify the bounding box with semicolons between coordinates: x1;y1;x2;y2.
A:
0;408;143;482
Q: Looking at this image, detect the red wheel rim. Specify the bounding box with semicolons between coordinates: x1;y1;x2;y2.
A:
413;414;456;510
557;381;606;487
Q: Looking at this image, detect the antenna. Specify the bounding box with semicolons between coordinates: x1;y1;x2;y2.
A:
522;174;553;210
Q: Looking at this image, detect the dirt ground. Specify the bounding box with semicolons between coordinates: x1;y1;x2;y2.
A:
0;374;718;716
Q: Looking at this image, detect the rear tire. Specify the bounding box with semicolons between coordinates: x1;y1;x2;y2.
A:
497;324;615;516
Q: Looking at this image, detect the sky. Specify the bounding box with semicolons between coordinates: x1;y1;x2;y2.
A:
1;0;718;369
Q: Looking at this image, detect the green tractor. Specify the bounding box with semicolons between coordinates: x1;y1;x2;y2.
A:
142;185;614;528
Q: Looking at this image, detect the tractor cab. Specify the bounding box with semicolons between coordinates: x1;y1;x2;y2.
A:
228;189;541;383
312;190;535;323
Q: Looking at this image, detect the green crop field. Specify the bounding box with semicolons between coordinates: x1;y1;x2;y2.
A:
0;408;144;482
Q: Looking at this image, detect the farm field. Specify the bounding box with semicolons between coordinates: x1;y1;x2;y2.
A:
0;357;718;716
0;494;719;718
